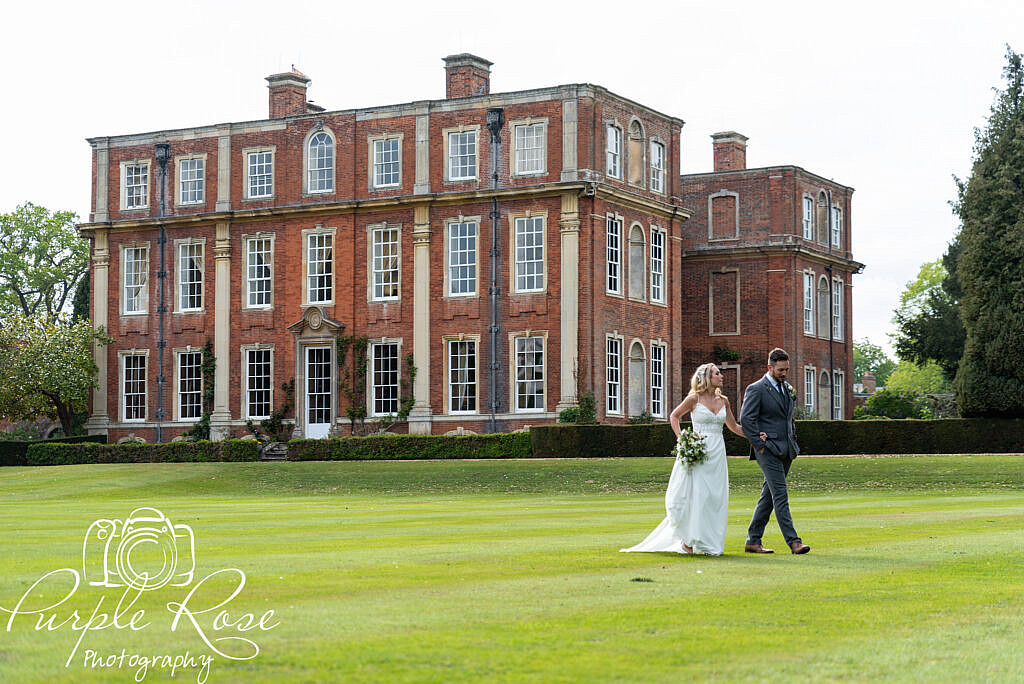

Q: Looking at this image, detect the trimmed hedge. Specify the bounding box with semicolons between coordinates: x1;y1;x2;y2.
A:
0;434;107;467
25;439;258;466
530;419;1024;458
288;433;532;461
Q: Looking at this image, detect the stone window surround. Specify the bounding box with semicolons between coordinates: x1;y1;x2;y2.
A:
172;345;203;423
240;343;275;420
605;121;622;179
627;222;647;303
509;329;548;415
708;189;740;241
648;224;668;307
118;348;150;423
605;330;625;415
507;209;547;295
367;132;404;190
831;277;845;341
366;221;403;303
173;237;206;314
367;337;403;418
649;338;667;417
649;136;667;195
717;363;741;409
832;369;844;419
831;205;843;249
302;125;337;196
708;267;741;336
301;224;337;307
174;153;207;208
802;268;816;337
605;212;624;298
442;124;481;183
508;116;548;178
803;364;816;411
443;333;481;416
119;158;151;211
242;145;276;201
801;193;815;240
241;232;276;311
443;215;482;299
119;240;150;317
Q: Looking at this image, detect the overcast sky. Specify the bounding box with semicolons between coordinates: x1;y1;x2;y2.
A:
2;0;1020;356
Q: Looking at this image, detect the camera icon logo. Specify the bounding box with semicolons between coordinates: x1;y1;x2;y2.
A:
82;507;195;591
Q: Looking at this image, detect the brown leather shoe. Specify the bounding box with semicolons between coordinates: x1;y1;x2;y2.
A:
790;541;810;554
744;544;774;554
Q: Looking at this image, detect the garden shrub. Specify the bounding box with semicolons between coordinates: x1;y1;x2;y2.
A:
25;439;258;466
0;434;106;467
531;419;1024;457
287;433;532;461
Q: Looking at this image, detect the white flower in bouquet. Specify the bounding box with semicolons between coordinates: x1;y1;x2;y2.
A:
674;427;708;467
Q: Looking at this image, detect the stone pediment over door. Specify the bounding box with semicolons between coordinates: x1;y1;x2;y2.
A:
287;306;346;338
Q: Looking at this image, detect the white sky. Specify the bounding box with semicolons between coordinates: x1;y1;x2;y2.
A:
2;0;1021;356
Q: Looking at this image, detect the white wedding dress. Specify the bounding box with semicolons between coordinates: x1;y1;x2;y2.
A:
620;402;729;556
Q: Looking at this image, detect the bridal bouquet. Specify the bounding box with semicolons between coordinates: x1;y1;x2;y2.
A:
674;427;708;467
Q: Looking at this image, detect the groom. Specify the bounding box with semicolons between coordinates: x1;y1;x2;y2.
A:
739;348;810;555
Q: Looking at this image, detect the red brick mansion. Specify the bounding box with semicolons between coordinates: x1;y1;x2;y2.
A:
80;55;862;442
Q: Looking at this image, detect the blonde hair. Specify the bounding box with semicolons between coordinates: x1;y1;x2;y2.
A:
690;363;724;399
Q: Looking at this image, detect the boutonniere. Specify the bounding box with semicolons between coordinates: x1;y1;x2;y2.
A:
786;383;796;399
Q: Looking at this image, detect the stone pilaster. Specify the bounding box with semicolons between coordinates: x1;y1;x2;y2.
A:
557;192;581;411
216;125;231;212
93;139;110;222
209;221;233;440
408;204;433;433
414;114;430;195
560;99;578;182
85;228;110;435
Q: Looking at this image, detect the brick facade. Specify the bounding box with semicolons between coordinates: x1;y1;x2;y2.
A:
80;57;862;443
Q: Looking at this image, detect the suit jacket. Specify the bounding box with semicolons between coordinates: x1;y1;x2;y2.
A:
739;375;800;461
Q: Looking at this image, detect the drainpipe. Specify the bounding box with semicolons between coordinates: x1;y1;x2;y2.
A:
485;107;504;434
825;189;834;420
155;143;170;442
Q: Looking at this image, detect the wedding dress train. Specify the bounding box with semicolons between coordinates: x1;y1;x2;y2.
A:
620;402;729;555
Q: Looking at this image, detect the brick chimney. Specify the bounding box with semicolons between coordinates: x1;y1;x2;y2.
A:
443;54;492;99
711;131;748;172
862;372;877;394
266;71;311;119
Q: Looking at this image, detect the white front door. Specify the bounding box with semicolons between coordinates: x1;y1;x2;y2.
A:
305;346;332;439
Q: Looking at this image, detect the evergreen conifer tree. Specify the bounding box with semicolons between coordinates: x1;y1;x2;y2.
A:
953;47;1024;416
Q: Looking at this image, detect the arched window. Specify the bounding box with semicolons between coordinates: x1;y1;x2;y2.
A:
816;191;828;243
816;276;830;337
628;120;645;185
628;224;645;300
817;370;831;420
628;340;646;417
307;131;334;193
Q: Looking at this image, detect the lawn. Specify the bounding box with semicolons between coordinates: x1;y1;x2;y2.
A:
0;455;1022;683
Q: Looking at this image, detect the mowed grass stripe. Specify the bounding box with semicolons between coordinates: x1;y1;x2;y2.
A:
0;458;1022;682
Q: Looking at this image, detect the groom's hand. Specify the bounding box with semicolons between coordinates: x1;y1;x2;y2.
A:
759;432;767;442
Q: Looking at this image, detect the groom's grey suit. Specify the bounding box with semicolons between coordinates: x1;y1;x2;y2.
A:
739;374;803;546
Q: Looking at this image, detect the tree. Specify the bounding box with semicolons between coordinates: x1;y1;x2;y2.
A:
852;339;897;385
892;254;965;383
0;203;88;323
0;314;111;436
885;360;951;395
952;46;1024;416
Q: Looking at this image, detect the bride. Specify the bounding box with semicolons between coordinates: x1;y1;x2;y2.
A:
621;363;746;556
